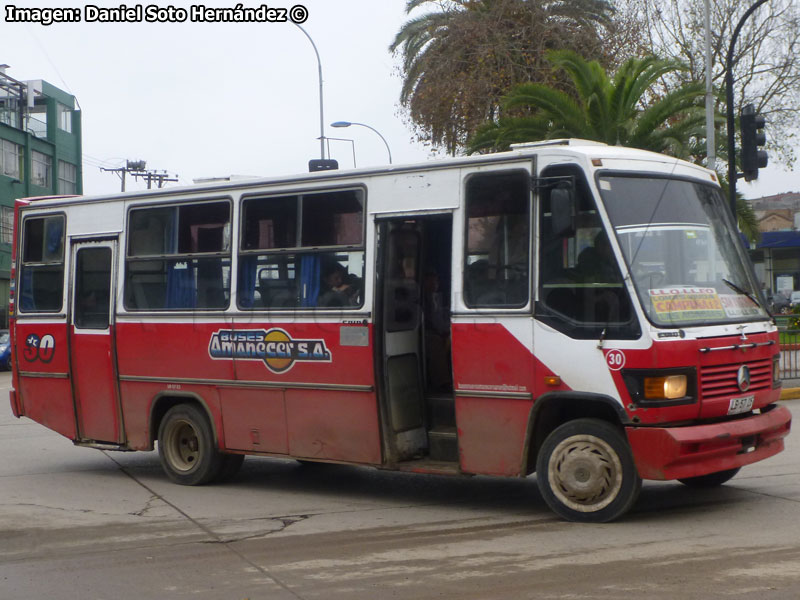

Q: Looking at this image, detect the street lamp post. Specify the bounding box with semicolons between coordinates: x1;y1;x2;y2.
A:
331;121;392;164
294;24;325;160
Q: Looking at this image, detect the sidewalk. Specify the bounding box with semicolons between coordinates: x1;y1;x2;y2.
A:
781;379;800;401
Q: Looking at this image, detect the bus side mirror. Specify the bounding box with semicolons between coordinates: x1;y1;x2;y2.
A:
550;183;575;236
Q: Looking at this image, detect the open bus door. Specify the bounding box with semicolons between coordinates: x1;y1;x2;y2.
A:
69;239;124;444
376;220;427;462
375;217;457;466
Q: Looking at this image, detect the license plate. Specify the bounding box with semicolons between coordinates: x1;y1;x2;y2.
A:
728;394;754;415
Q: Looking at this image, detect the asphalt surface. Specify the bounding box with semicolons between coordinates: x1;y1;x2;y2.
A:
2;371;800;599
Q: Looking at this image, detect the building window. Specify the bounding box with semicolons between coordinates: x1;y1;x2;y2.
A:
1;206;13;244
57;103;72;132
58;160;77;194
31;151;52;188
1;139;23;180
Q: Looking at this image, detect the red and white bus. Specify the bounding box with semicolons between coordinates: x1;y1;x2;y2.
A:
8;140;791;522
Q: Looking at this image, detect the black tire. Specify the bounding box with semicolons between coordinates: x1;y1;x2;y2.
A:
678;467;740;488
158;404;222;485
536;418;641;523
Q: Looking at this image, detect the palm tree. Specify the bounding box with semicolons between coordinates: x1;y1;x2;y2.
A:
390;0;622;152
469;50;758;237
468;49;707;158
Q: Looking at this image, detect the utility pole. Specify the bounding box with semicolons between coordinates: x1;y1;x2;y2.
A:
129;169;178;189
100;159;146;192
100;160;177;191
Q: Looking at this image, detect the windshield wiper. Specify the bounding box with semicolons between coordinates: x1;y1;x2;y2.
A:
721;278;760;307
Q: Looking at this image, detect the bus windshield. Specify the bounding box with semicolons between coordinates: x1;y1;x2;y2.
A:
598;174;768;327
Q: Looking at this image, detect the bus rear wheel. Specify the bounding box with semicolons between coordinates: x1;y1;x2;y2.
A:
158;404;223;485
536;418;641;523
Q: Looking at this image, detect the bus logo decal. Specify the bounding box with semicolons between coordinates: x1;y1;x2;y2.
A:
208;328;332;373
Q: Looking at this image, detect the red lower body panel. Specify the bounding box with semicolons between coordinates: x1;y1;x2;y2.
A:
456;396;533;476
627;404;791;480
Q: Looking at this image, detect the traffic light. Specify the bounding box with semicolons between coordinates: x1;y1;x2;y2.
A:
740;103;768;181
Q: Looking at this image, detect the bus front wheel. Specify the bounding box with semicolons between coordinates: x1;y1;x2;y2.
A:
158;404;223;485
536;418;641;523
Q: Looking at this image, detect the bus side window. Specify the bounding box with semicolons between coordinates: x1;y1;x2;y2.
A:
19;215;66;313
124;201;231;311
464;171;530;308
238;189;365;310
537;165;638;340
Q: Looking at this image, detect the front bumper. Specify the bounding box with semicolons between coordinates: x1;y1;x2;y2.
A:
626;404;791;480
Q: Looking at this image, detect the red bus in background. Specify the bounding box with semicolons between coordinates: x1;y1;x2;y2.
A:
8;140;791;522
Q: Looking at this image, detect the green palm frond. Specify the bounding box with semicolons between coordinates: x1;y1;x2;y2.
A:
468;49;708;161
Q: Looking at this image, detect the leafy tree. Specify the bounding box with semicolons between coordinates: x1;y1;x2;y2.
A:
717;177;761;245
390;0;633;153
469;50;759;236
468;50;707;159
616;0;800;166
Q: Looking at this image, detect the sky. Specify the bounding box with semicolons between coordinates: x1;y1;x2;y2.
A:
2;0;796;199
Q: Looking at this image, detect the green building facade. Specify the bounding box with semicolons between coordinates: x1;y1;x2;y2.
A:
0;66;82;327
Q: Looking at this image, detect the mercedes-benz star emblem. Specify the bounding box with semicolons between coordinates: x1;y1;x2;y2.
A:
737;365;751;392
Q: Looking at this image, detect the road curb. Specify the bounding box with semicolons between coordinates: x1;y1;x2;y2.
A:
780;387;800;401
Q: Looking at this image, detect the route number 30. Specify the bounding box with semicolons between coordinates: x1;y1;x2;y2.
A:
605;349;626;371
23;334;56;363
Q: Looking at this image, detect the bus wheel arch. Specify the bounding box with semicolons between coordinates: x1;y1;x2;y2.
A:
149;393;219;448
525;392;629;476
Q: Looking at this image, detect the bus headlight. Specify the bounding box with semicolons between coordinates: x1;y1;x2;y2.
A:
622;368;696;407
644;375;687;400
773;355;781;387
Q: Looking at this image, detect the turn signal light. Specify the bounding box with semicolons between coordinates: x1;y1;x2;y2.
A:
644;375;687;400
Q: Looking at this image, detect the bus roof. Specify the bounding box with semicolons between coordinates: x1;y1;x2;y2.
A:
18;140;717;209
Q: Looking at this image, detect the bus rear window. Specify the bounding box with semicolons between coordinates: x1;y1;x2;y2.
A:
20;215;65;313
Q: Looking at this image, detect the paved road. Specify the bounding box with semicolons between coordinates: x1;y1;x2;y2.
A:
2;371;799;599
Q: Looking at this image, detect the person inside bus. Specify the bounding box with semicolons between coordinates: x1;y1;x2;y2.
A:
318;261;361;307
576;231;624;322
577;231;620;284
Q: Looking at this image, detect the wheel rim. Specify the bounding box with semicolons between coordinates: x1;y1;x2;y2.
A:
163;419;200;473
547;434;623;513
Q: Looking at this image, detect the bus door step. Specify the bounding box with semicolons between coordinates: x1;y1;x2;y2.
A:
428;426;458;462
426;393;456;428
74;441;131;451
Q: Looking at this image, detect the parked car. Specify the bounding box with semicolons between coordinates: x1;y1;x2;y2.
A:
0;330;10;370
768;292;792;314
791;291;800;308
